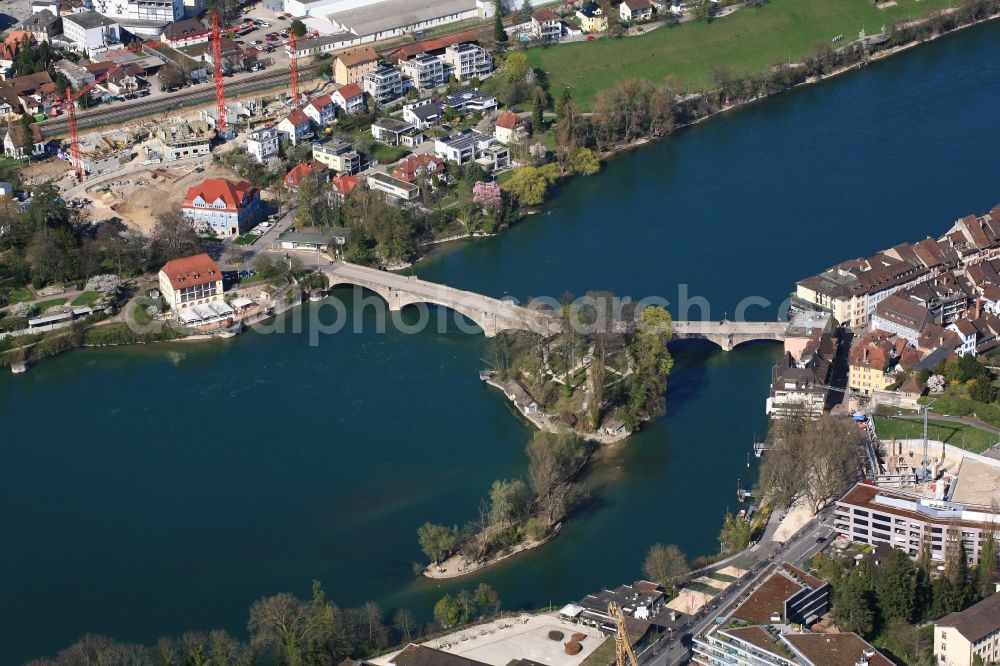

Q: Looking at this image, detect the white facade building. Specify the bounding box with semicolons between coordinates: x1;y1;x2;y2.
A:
400;53;444;90
443;42;491;80
246;126;279;164
62;11;121;57
363;65;404;104
91;0;183;24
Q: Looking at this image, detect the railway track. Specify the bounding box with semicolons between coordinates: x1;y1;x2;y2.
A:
39;62;323;138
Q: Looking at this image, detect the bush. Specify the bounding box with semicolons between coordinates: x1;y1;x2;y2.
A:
524;516;548;541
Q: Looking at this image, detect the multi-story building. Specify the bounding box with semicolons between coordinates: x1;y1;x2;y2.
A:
400;53;444;89
312;138;361;174
181;178;260;237
576;1;607;32
848;329;898;396
870;293;933;345
434;128;508;170
619;0;653;21
391;154;444;183
283;159;329;191
443;87;497;113
158;252;223;312
332;83;365;114
835;480;1000;565
62;11;120;57
530;8;562;41
91;0;183;26
333;46;377;85
246;126;279;164
442;42;491;81
277;108;312;146
367;171;419;202
156;119;213;160
362;65;404;104
18;9;61;42
402;99;442;128
162;17;208;47
303;94;336;128
695;627;892;666
934;592;1000;666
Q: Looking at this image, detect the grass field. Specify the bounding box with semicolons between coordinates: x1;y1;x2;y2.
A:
71;291;102;306
526;0;957;108
873;416;998;454
5;286;34;304
233;233;259;246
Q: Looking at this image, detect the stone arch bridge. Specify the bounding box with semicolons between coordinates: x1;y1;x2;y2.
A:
322;262;789;348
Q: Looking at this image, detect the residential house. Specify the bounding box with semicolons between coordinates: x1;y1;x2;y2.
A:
62;11;120;57
311;138;360;173
0;71;57;119
331;83;365;114
162;17;208;47
402;100;442;128
18;10;61;43
0;36;22;79
362;65;404;104
158;253;224;312
870;293;933;345
531;8;562;41
333;46;377;85
277;108;312;145
245;125;279;163
181;178;260;237
277;226;349;253
366;171;419;202
916;323;963;355
576;2;608;32
443;87;497;113
105;65;146;95
434;128;509;170
303;94;336;128
3;122;45;159
494;110;529;144
400;53;444;89
948;312;1000;356
836;479;1000;564
329;173;358;200
619;0;653;22
934;592;1000;666
370;117;416;145
391;154;445;183
283;159;329;191
848;330;898;396
442;42;491;81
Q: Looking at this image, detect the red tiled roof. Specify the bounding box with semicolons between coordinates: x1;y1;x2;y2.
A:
330;174;358;196
159;253;221;290
283;159;328;187
309;94;333;110
182;178;253;212
532;8;560;21
390;31;478;62
495;110;522;130
336;83;363;100
285;108;310;126
391;154;444;182
335;46;376;67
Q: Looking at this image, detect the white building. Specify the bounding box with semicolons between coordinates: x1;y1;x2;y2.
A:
331;83;365;114
399;53;444;90
91;0;183;27
531;8;562;41
277;108;312;146
62;11;120;57
367;171;418;202
158;252;224;312
363;65;404;105
619;0;653;22
443;42;491;81
246;126;279;164
402;100;442;128
934;593;1000;666
280;0;493;42
434;129;509;170
303;94;336;127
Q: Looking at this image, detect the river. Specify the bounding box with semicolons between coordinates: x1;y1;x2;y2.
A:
2;19;999;664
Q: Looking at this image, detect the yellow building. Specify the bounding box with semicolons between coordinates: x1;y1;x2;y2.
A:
576;2;608;32
333;47;377;86
934;592;1000;666
848;332;896;395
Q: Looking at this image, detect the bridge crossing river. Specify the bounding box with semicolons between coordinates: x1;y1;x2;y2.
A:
323;262;789;348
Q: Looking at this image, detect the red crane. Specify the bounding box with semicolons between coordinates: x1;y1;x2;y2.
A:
64;62;124;181
211;12;227;133
288;30;300;108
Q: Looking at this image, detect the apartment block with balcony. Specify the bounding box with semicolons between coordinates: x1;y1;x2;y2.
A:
363;65;404;104
400;53;444;90
312;138;361;174
443;42;492;81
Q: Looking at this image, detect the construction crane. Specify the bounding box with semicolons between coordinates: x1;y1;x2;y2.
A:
211;12;227;133
608;602;639;666
288;30;300;108
63;63;124;181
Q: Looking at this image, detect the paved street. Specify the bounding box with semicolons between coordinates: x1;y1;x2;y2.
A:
641;508;836;666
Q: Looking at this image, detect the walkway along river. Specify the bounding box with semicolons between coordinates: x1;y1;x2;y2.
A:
1;19;999;664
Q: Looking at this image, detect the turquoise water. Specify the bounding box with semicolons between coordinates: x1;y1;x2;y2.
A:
2;19;999;664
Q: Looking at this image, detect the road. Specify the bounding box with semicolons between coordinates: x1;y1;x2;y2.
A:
641;509;836;666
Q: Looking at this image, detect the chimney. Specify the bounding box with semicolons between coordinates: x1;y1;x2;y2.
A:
976;298;982;319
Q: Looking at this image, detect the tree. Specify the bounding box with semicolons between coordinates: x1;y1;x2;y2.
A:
494;0;507;43
718;512;752;554
504;165;557;206
290;19;307;37
643;543;688;590
519;0;534;22
568;148;600;175
247;584;337;666
472;181;503;211
417;522;457;563
473;583;502;618
488;478;529;528
532;89;546;130
434;594;461;628
149;208;202;267
968;375;997;403
834;569;875;637
974;516;998;598
526;431;585;525
393;608;416;642
875;548;916;623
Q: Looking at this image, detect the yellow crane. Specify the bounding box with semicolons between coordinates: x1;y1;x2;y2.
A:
608;601;639;666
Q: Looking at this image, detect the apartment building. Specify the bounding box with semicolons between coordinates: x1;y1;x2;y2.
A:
312;138;361;174
442;42;491;80
246;126;279;164
835;480;1000;565
181;178;260;237
934;592;1000;666
362;65;404;104
158;253;223;312
400;53;444;89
